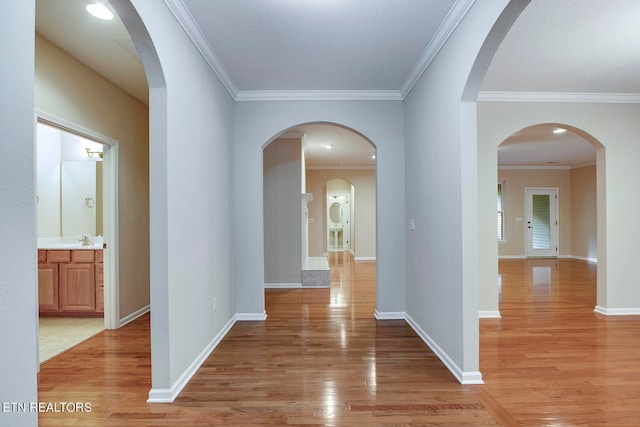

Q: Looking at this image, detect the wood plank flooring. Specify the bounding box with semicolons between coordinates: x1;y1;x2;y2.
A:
37;255;640;425
480;258;640;426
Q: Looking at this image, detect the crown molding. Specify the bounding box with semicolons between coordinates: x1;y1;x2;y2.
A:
163;0;238;99
400;0;477;99
478;91;640;103
235;90;403;102
499;161;596;170
499;165;570;170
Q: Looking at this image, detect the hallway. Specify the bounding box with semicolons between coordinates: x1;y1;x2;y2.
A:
36;256;640;425
37;252;495;425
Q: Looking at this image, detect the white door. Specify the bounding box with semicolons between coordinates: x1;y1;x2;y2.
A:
525;188;558;257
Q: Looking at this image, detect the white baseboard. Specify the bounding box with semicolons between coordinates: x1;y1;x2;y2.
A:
265;283;302;289
499;254;597;263
567;255;598;263
374;310;405;320
479;310;501;319
235;311;268;321
404;314;483;385
119;304;150;328
354;256;376;262
147;315;236;403
594;306;640;316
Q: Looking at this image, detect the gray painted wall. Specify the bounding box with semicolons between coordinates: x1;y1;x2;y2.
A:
264;138;302;283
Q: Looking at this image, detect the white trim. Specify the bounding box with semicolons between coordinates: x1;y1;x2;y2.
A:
264;283;302;289
119;304;150;328
102;143;120;330
499;255;597;263
162;0;238;99
374;310;405;320
400;0;477;98
147;315;236;403
306;165;375;171
499;165;571;170
236;90;402;102
478;91;640;104
479;310;501;319
594;306;640;316
235;311;268;321
558;254;598;263
35;110;119;146
405;314;484;385
354;256;376;262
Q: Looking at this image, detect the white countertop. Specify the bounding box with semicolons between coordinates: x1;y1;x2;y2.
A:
38;236;103;251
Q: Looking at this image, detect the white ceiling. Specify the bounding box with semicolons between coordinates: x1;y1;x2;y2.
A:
481;0;640;94
34;0;638;168
288;125;376;170
179;0;456;93
498;125;596;169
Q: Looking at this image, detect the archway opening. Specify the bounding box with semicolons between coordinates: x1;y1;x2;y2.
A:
262;122;377;310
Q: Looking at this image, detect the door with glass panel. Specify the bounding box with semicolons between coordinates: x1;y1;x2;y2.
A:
525;188;558;257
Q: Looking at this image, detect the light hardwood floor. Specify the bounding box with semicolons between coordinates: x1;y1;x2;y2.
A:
37;255;640;426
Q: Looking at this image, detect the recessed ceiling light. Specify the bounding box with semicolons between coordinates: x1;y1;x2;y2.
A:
371;155;376;159
86;2;114;20
324;144;334;149
553;128;567;134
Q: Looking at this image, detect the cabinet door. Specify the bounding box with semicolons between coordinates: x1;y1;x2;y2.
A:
59;263;96;312
38;264;59;312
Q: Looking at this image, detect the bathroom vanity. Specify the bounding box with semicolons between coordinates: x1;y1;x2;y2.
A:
38;246;104;316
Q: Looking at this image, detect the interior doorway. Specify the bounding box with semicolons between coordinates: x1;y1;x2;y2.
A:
525;187;558;258
35;113;119;363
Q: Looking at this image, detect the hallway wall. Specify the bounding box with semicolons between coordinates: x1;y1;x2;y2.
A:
263;138;302;284
0;3;38;425
404;0;515;383
478;101;640;313
234;100;405;316
128;0;236;400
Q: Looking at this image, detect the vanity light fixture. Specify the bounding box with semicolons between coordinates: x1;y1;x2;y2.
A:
86;2;114;20
85;148;103;159
553;128;567;134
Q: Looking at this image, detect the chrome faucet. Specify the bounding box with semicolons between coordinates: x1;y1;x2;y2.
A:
79;235;92;246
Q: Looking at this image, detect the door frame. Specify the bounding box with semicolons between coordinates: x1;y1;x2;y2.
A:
524;187;558;258
35;110;120;330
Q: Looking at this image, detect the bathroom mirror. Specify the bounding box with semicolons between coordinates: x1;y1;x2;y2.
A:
37;122;103;238
329;202;342;224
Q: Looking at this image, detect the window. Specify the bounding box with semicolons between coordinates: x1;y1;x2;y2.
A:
497;181;505;242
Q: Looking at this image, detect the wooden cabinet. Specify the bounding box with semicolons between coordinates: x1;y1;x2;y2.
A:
38;263;59;312
59;263;95;312
38;249;103;316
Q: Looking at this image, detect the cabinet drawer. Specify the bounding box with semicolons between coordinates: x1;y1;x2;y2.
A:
47;250;71;263
72;250;95;263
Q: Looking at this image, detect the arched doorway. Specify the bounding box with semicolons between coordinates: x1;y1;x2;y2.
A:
262;123;377;297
